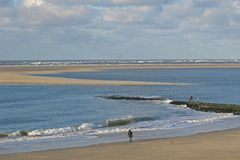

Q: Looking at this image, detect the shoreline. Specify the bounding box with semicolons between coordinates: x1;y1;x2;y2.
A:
0;63;240;85
1;128;240;160
1;110;239;155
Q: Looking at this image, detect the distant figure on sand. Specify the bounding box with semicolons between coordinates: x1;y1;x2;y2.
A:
128;130;133;142
189;96;193;102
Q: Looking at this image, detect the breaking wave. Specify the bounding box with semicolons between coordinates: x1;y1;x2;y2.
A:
0;115;157;140
3;123;94;139
105;115;157;127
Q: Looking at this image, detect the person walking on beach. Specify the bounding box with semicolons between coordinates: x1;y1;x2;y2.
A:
128;130;133;142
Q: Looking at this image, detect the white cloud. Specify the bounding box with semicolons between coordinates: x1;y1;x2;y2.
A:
23;0;44;8
0;17;12;27
0;1;93;31
102;6;152;23
110;0;163;5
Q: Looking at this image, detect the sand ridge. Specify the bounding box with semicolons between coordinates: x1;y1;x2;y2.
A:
1;63;240;85
0;64;183;85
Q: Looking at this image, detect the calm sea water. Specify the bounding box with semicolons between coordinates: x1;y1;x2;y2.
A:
0;68;240;154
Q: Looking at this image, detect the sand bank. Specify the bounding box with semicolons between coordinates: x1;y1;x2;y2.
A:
0;65;179;85
1;63;240;85
1;128;240;160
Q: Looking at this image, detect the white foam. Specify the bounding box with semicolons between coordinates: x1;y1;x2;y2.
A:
77;123;94;131
186;113;235;124
8;132;21;138
7;122;95;138
152;99;173;104
162;99;173;104
168;113;237;129
90;128;128;135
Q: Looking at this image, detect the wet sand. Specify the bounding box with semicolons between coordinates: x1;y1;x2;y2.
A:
1;63;240;85
1;128;240;160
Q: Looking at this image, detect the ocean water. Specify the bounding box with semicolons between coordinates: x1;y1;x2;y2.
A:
0;68;240;154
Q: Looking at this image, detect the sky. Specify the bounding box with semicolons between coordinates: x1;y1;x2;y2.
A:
0;0;240;60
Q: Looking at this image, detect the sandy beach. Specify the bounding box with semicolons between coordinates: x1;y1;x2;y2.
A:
0;128;240;160
1;63;240;85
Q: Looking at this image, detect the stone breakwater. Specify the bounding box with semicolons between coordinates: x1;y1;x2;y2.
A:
101;95;240;115
170;101;240;115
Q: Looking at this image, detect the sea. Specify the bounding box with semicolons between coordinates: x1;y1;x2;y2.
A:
0;60;240;154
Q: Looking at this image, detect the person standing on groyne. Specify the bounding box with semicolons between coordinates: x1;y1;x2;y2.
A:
189;96;193;102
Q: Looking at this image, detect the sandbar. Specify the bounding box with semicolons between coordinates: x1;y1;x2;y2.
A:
0;63;240;85
1;128;240;160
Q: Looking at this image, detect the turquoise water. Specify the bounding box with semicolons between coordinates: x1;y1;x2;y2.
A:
0;68;240;154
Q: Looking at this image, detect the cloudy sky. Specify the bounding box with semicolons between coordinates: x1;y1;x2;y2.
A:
0;0;240;60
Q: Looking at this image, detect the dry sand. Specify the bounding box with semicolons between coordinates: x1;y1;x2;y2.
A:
1;63;240;85
1;128;240;160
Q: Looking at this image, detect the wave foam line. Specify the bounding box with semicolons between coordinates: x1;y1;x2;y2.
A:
2;115;157;139
169;113;237;128
6;123;94;138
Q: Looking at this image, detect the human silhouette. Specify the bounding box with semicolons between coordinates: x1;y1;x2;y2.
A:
128;130;133;142
189;96;193;102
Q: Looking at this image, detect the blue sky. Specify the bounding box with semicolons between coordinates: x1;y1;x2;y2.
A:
0;0;240;60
